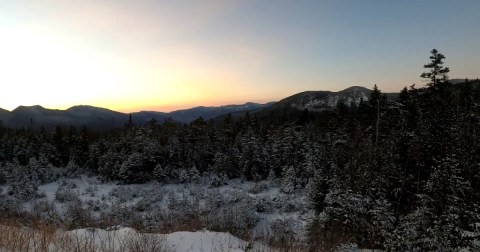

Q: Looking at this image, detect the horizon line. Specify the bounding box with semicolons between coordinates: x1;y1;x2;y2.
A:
2;79;476;113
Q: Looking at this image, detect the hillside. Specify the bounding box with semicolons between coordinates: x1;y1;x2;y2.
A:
0;102;273;130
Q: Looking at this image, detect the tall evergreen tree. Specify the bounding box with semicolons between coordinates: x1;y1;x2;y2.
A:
420;49;450;88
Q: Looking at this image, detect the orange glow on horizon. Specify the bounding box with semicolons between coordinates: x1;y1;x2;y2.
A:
2;1;478;113
0;19;278;113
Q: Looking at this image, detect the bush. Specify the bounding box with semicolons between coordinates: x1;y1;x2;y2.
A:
109;186;140;203
64;200;94;229
55;187;79;203
248;181;270;194
8;178;38;201
207;197;257;238
269;218;297;247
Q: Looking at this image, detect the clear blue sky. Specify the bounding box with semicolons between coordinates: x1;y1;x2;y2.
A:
0;0;479;112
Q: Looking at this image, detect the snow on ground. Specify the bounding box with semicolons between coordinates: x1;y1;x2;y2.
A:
37;175;117;203
37;181;60;202
66;227;266;252
167;230;272;251
0;185;7;196
0;224;272;252
3;175;312;249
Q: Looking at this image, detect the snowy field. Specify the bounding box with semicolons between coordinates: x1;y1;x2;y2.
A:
0;225;273;252
0;175;312;250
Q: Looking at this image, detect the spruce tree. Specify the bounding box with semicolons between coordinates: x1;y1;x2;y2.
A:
420;49;450;88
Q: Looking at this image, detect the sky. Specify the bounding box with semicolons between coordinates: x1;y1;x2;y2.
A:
0;0;479;112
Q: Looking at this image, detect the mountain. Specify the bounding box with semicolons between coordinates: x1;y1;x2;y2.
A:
287;86;370;112
0;107;11;118
2;105;129;130
66;106;137;130
0;105;167;130
0;102;273;130
13;80;480;130
9;105;65;128
167;102;274;123
249;86;406;122
261;86;372;116
254;80;480;121
0;86;386;129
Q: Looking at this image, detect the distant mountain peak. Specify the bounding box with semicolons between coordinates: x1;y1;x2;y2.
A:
68;105;98;110
292;86;370;111
67;105;120;113
265;85;372;113
13;105;46;111
339;86;371;92
342;85;368;90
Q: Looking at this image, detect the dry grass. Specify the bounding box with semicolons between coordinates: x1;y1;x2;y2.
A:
0;212;307;251
0;223;172;252
0;223;55;251
0;222;307;252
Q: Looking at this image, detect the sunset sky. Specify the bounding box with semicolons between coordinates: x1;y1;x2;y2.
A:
0;0;479;112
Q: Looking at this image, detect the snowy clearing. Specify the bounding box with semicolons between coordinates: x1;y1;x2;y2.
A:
0;225;273;252
1;174;312;249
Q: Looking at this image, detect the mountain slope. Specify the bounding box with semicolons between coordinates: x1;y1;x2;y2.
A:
0;102;274;130
168;102;274;123
0;107;10;118
9;105;66;128
262;86;372;116
291;86;370;111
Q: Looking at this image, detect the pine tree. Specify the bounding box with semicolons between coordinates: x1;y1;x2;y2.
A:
8;166;38;201
153;164;167;182
369;84;386;107
369;84;386;145
281;165;297;194
424;156;474;249
388;156;476;250
119;152;144;183
420;49;450;88
398;86;410;105
189;165;200;183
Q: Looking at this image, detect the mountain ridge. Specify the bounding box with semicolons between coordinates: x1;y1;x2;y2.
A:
260;86;374;116
3;81;477;130
0;102;273;130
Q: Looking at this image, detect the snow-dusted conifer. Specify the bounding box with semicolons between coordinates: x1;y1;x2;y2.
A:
281;165;296;194
189;165;200;183
152;164;167;182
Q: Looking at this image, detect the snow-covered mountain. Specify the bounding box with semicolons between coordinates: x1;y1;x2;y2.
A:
272;86;372;113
